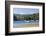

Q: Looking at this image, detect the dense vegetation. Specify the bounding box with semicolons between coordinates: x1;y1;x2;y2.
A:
14;13;39;21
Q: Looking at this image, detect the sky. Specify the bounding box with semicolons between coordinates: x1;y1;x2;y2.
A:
13;8;39;15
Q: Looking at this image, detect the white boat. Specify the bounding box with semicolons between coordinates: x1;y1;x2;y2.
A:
24;20;30;22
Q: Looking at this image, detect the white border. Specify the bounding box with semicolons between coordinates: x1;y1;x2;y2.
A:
10;5;43;32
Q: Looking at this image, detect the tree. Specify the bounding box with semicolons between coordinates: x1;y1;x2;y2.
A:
13;14;17;21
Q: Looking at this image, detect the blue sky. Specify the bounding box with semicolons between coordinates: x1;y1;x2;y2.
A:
13;8;39;15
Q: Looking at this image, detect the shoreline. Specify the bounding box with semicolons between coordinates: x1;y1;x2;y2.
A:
13;24;39;28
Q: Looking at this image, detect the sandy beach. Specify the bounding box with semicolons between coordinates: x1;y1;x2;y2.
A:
13;24;39;28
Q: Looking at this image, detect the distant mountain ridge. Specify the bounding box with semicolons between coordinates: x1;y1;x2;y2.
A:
14;13;39;16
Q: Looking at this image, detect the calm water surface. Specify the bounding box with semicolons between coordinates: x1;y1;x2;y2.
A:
13;20;39;24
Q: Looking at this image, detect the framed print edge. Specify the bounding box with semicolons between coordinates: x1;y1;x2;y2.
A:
5;1;45;35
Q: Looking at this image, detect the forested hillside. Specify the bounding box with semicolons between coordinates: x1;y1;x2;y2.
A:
14;13;39;20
